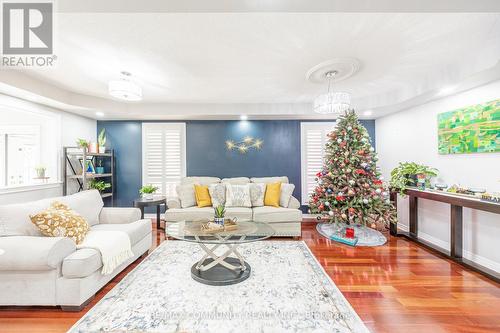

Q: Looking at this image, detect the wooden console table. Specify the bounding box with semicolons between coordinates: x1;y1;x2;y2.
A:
390;188;500;283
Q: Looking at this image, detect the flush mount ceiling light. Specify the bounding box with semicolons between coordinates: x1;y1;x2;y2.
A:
108;71;142;101
313;71;351;114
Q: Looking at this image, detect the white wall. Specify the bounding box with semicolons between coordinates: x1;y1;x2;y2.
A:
376;80;500;272
0;94;96;204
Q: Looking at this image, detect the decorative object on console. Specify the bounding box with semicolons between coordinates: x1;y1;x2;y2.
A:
309;110;396;229
30;201;90;245
213;204;226;225
435;183;448;191
390;162;438;195
438;98;499;154
225;136;263;154
139;184;158;200
481;192;500;203
98;128;107;154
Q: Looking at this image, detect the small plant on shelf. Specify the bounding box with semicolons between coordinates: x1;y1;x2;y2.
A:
98;129;107;154
76;138;89;149
139;184;158;200
89;180;111;193
35;166;46;178
390;162;438;195
214;204;226;225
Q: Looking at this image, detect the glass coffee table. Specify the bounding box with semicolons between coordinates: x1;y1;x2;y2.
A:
166;220;275;286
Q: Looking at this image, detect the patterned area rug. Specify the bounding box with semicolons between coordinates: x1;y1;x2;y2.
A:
69;241;369;333
316;223;387;246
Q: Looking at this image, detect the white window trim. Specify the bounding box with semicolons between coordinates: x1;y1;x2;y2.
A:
300;122;337;205
141;122;186;197
0;181;62;194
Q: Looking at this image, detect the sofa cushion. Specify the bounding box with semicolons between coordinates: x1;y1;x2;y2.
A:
30;202;90;245
249;183;266;207
225;184;252;208
194;185;212;208
250;176;289;184
221;177;250;185
225;207;252;222
280;183;296;208
0;201;48;237
208;183;226;207
91;219;151;245
165;207;213;222
252;206;302;223
0;236;76;271
176;184;196;208
181;177;220;185
57;190;104;227
62;248;102;278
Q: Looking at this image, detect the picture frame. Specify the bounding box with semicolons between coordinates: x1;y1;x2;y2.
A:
79;158;96;174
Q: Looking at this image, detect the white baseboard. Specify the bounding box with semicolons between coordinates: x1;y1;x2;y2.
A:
395;223;500;273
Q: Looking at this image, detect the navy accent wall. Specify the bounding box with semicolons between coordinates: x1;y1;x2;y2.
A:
98;120;375;209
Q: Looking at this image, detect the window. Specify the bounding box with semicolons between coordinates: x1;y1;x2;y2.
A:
300;122;337;205
0;100;60;189
142;123;186;197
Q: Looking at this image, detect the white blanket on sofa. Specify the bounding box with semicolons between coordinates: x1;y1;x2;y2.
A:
78;230;134;275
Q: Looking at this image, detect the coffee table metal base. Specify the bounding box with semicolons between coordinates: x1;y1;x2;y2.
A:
191;258;251;286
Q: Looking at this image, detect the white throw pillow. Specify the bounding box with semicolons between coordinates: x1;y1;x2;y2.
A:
225;184;252;208
280;183;295;208
249;183;266;207
208;183;226;207
176;184;196;208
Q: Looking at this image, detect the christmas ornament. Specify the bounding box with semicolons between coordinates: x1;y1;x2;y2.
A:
328;210;334;216
363;198;369;204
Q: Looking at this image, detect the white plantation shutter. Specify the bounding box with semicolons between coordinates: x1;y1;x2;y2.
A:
300;122;336;204
142;123;186;197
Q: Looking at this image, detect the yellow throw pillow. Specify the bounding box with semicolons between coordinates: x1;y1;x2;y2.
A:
264;182;282;207
194;185;213;208
30;201;90;245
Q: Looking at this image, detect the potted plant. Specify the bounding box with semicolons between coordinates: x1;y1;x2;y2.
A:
139;184;158;200
35;166;46;178
390;162;438;195
76;138;89;150
98;128;107;154
89;180;111;193
214;204;226;225
95;159;105;174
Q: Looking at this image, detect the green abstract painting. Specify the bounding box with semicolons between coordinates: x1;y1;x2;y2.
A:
438;99;500;154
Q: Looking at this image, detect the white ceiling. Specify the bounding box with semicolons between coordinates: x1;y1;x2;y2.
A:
2;9;500;120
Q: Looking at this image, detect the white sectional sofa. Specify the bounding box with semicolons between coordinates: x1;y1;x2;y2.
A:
0;190;152;310
165;176;303;237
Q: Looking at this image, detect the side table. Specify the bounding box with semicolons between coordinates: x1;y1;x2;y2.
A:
134;196;167;231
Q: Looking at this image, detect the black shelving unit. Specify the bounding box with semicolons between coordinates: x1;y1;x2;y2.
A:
63;147;115;206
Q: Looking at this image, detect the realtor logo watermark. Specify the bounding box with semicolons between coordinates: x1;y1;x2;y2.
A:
2;1;56;67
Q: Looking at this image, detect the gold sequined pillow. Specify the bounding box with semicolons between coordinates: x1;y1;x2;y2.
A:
30;201;90;244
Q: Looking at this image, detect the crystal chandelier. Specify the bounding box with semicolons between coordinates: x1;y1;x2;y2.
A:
313;71;351;114
108;71;142;101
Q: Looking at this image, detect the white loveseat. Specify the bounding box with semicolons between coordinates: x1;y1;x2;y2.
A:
0;190;152;310
165;176;302;237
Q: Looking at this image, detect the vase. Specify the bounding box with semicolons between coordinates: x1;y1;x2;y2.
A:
143;193;154;200
99;146;106;154
36;169;45;178
88;142;99;154
214;217;225;225
95;167;105;174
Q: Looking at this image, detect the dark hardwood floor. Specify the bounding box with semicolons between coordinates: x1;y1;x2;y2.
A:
1;221;499;333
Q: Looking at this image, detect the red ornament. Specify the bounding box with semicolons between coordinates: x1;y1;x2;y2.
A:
335;195;345;201
319;204;325;211
348;207;356;214
355;169;366;175
316;172;322;178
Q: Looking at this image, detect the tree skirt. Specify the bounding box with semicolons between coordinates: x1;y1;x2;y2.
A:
316;223;387;246
69;241;369;333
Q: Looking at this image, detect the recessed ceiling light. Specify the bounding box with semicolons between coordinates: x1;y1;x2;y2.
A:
363;110;373;116
240;115;248;120
108;71;142;102
95;112;104;117
438;86;455;95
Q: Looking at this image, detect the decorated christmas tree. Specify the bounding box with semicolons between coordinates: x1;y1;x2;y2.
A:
308;110;397;229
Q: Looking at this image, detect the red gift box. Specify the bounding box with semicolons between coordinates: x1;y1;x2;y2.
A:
345;227;355;239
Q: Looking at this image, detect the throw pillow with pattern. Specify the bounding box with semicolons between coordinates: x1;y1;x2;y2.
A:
208;183;226;207
30;201;89;244
225;184;252;208
249;183;266;207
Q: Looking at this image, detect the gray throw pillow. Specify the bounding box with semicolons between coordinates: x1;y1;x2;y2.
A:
249;183;266;207
176;184;196;208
